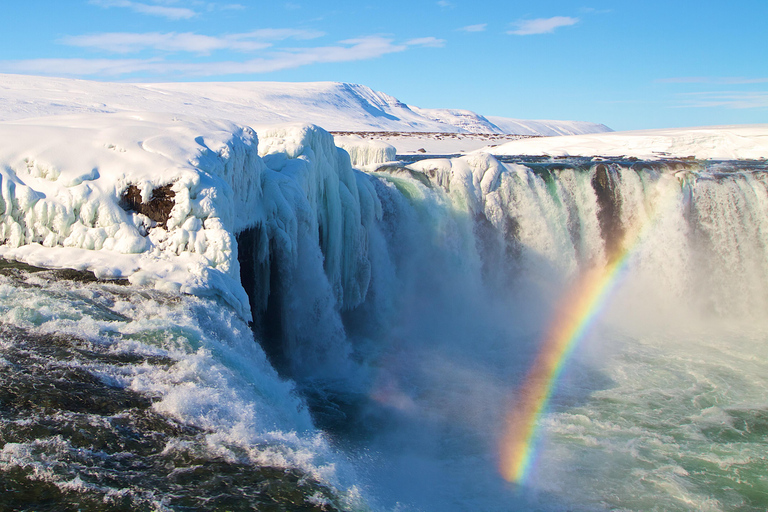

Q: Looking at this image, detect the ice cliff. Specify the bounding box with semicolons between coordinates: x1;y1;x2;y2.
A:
0;113;378;321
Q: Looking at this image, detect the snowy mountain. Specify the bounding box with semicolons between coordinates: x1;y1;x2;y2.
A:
0;74;610;135
407;107;612;136
485;115;612;137
407;106;504;133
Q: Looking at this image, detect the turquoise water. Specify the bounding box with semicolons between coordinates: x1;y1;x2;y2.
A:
533;323;768;511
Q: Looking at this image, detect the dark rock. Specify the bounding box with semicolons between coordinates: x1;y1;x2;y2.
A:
0;259;129;285
591;164;625;262
121;184;176;228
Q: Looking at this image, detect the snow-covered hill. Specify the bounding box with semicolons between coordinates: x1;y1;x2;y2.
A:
0;74;610;135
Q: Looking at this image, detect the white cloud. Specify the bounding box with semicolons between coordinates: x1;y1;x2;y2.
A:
1;36;437;77
459;24;487;33
195;2;247;12
90;0;197;20
508;16;579;36
61;30;325;54
244;28;324;41
405;37;446;48
676;91;768;109
437;1;454;7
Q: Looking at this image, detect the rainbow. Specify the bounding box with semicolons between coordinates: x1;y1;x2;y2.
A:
499;215;658;484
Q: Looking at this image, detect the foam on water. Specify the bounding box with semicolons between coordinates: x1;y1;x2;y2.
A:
0;265;368;510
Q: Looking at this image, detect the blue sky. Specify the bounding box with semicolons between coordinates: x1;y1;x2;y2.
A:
1;0;766;130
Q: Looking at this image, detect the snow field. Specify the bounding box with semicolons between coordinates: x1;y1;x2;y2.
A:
487;124;768;160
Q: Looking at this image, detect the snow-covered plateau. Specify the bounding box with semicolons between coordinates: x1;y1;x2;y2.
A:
0;73;610;136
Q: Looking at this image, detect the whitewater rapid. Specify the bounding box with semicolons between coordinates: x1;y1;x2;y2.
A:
0;115;766;511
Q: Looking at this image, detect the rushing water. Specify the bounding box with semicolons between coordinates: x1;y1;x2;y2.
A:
1;157;767;511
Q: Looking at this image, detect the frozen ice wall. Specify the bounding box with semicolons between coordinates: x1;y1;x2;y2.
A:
0;113;384;380
0;112;267;316
333;135;397;168
0;114;380;326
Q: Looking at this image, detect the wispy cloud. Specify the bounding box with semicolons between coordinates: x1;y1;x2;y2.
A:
1;36;441;78
658;77;768;85
675;91;768;109
437;1;454;8
61;30;325;54
405;37;446;48
459;24;487;33
508;16;579;36
90;0;197;20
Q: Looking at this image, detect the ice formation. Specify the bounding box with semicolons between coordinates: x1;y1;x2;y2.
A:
332;135;397;168
0;113;379;321
1;108;766;323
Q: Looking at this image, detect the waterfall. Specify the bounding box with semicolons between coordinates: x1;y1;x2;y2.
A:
229;144;768;510
237;152;768;380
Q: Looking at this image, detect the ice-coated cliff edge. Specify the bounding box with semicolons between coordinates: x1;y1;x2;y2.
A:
0;113;378;320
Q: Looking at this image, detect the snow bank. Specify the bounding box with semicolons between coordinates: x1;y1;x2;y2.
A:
0;112;263;314
0;113;379;319
486;124;768;160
